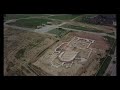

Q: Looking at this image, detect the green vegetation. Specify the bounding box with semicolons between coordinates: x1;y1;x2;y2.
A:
103;36;116;55
48;28;69;38
110;41;116;54
4;14;31;20
4;14;49;20
96;56;112;76
74;14;98;23
48;14;80;20
103;36;115;46
99;56;106;65
106;32;115;36
96;36;116;76
7;18;53;28
61;24;104;33
15;48;26;59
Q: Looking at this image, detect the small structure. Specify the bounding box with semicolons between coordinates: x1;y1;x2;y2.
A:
37;25;42;29
42;24;46;26
47;22;52;25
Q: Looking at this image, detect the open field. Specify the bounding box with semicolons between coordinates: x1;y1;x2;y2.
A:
4;27;57;76
61;24;105;33
48;28;70;38
4;14;50;20
61;21;115;33
31;31;110;76
4;28;110;76
6;18;55;29
48;14;80;20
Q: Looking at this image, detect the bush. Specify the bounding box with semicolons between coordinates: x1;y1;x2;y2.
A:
15;48;26;59
96;56;112;76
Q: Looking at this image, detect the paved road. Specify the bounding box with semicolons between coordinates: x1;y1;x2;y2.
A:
34;22;68;33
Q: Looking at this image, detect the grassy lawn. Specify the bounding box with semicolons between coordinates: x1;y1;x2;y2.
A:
61;24;104;33
96;56;112;76
48;28;69;38
48;14;80;20
7;18;53;28
4;14;49;20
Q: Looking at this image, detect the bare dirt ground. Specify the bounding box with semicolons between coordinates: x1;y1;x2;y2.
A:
32;31;109;76
4;14;113;76
4;27;57;76
68;32;110;50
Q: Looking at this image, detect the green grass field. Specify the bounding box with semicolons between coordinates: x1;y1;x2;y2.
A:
4;14;49;20
48;28;69;38
106;32;115;36
61;24;104;33
48;14;80;20
7;18;53;28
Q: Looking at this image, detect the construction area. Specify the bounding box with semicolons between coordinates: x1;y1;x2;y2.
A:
32;31;110;76
4;14;116;76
